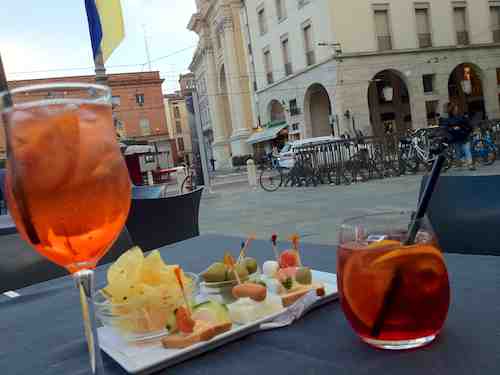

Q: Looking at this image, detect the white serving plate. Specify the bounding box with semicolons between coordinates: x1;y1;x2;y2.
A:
98;270;338;374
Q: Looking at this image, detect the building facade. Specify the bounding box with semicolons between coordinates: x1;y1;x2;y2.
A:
241;0;337;155
164;92;193;164
188;0;256;169
240;0;500;145
1;71;173;160
328;0;500;136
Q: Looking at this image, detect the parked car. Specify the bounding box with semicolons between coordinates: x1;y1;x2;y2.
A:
278;136;341;169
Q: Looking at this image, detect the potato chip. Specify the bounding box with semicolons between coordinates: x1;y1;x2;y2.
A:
107;246;144;286
103;247;194;335
141;250;165;286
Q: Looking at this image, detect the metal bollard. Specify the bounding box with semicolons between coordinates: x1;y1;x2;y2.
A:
176;166;187;193
147;170;154;186
247;159;257;187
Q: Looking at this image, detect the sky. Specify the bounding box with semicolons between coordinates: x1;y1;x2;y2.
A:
0;0;198;92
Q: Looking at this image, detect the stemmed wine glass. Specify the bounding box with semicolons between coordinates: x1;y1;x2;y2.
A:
1;83;132;374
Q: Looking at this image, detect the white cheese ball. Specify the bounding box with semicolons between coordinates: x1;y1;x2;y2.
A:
263;261;279;277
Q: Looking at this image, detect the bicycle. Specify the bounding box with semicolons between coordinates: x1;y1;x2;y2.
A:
259;157;286;192
470;127;497;166
399;128;452;173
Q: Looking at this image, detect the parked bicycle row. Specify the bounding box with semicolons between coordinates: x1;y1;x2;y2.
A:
259;123;499;192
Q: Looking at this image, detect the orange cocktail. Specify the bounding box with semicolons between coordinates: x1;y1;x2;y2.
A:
4;101;131;273
1;82;131;374
337;213;450;350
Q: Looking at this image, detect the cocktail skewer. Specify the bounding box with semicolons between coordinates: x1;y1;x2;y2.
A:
224;252;242;284
290;233;303;266
174;267;191;314
271;233;280;262
237;234;255;263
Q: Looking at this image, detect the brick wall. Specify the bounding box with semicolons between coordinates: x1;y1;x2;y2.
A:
1;71;169;158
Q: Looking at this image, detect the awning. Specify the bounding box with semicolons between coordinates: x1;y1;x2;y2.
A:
246;124;288;145
124;145;155;155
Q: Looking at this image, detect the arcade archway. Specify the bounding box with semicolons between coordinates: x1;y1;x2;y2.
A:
368;69;412;137
304;83;332;137
448;63;485;123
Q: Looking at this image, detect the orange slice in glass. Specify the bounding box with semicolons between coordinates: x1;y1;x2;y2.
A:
342;241;400;329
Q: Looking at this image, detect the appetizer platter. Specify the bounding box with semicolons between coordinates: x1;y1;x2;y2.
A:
97;234;338;374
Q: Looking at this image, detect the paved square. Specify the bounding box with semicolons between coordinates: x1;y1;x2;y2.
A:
200;164;500;245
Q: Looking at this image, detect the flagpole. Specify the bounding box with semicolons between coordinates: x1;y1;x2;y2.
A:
94;51;108;85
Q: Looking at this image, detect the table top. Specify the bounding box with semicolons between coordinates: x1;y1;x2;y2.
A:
1;234;499;375
0;214;17;236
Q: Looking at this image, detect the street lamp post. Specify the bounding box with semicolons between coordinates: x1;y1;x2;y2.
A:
192;90;211;193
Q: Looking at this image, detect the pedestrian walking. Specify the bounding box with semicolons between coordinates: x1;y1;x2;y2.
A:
444;102;475;170
209;157;216;171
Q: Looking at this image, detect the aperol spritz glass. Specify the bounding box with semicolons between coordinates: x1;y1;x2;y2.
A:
1;83;131;373
337;212;450;350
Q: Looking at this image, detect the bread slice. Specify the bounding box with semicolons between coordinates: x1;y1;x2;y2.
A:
162;321;232;349
281;283;325;307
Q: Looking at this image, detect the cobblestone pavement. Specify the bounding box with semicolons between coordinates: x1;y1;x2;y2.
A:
199;163;500;245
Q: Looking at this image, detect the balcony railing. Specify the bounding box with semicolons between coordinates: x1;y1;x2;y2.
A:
306;51;316;66
284;62;293;76
493;29;500;43
418;33;432;48
377;35;392;51
456;31;470;45
266;72;274;85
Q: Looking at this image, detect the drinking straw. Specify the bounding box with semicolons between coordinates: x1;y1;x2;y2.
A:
404;153;446;245
371;153;446;337
0;54;40;244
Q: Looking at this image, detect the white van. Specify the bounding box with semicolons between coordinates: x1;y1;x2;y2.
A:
278;136;341;169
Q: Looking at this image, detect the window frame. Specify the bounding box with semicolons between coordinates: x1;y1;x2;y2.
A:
257;4;267;35
422;74;436;94
414;3;433;48
263;46;274;85
175;120;183;134
490;2;500;43
135;93;145;106
281;33;292;76
302;19;315;66
372;4;394;51
452;2;470;45
276;0;287;22
139;118;151;136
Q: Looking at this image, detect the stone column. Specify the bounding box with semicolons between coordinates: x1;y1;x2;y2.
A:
435;68;451;116
408;74;427;130
205;45;232;169
220;15;251;156
483;68;500;120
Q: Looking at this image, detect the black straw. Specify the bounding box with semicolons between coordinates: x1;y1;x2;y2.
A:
370;153;446;337
404;154;446;245
370;269;402;337
0;53;41;244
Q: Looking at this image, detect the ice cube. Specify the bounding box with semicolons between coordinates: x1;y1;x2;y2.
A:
79;108;97;122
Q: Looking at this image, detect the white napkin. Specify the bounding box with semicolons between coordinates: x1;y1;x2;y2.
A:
2;291;20;298
259;290;319;330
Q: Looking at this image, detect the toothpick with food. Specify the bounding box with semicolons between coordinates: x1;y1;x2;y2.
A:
224;251;267;303
237;233;256;263
162;267;232;349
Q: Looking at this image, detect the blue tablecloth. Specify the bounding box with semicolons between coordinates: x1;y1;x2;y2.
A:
1;234;499;374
